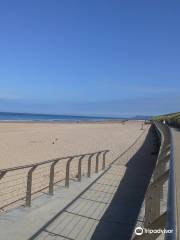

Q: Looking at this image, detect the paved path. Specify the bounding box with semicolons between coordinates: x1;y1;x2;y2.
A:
171;128;180;232
0;127;158;240
32;128;157;240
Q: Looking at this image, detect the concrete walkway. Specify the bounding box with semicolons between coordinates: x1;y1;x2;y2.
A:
171;128;180;232
0;127;158;240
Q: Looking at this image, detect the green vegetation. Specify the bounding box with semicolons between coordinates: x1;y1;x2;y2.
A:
153;112;180;128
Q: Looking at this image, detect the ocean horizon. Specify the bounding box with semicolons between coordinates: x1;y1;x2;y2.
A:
0;112;127;122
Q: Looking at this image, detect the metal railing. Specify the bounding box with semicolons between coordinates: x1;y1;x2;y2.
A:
0;150;109;211
165;128;178;240
133;122;178;239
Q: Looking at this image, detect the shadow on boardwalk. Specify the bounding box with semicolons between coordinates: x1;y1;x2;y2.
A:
29;127;158;240
91;126;158;240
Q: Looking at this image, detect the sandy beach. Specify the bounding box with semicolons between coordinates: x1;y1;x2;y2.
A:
0;121;145;169
0;120;148;211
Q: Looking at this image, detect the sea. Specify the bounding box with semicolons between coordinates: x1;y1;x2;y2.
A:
0;112;125;122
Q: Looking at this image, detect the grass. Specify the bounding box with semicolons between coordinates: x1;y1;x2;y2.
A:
153;112;180;128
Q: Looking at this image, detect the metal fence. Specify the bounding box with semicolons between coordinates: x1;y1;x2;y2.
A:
0;150;109;211
165;127;178;240
133;122;178;239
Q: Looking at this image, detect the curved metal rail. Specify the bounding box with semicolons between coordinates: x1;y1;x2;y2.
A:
0;150;109;210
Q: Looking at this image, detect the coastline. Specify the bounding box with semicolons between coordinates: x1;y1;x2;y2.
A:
0;119;127;124
0;112;127;122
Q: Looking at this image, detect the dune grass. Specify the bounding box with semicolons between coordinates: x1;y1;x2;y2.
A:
153;112;180;128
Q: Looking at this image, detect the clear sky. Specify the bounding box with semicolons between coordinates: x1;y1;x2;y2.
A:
0;0;180;116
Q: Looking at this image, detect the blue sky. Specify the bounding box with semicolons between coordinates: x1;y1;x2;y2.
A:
0;0;180;116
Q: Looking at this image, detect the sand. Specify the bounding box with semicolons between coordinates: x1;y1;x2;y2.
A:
0;120;148;211
0;121;145;169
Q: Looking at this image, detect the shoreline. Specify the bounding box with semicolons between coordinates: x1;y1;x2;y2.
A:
0;119;129;124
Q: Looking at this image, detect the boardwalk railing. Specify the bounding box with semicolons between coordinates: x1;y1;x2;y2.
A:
133;122;178;239
0;150;109;211
166;127;178;240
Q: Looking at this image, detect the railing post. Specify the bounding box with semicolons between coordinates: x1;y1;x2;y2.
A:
95;152;101;173
65;157;73;188
155;149;169;199
78;156;84;182
102;151;108;170
145;172;166;227
134;212;167;240
144;186;153;227
144;185;160;228
151;184;161;222
88;154;93;178
26;165;37;207
49;160;59;195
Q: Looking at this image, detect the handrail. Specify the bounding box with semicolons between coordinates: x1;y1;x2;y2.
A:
132;122;178;239
154;122;178;239
143;122;167;227
0;150;109;173
0;150;109;210
165;129;178;240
